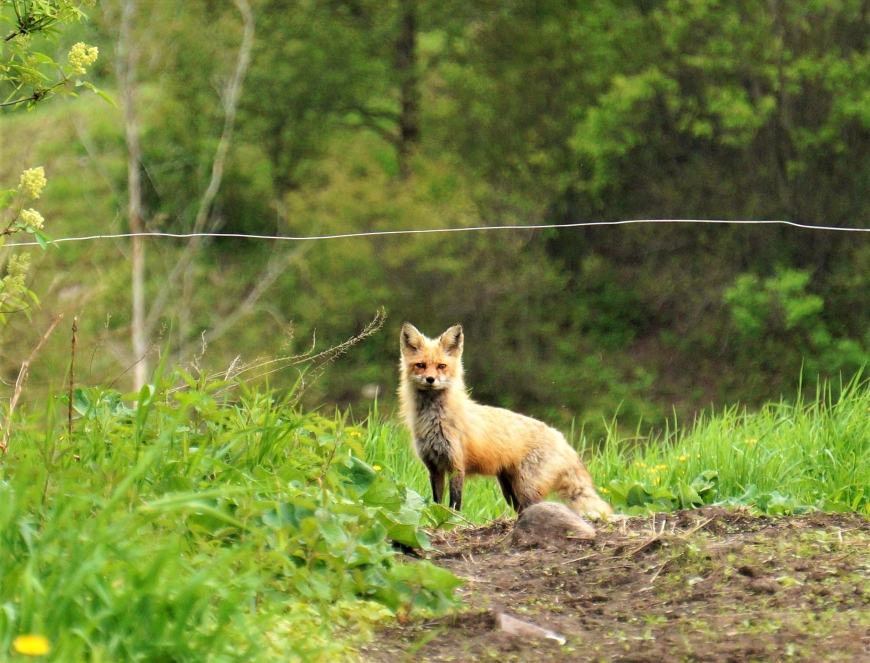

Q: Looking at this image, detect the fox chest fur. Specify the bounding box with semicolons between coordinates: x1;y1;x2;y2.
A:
408;389;462;473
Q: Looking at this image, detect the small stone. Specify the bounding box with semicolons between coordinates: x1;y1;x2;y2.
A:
497;612;566;644
510;502;596;549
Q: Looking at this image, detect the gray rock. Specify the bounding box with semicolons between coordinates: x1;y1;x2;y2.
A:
510;502;596;549
497;612;566;644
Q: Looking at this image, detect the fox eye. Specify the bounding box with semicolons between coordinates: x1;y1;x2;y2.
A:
415;363;426;369
437;364;447;370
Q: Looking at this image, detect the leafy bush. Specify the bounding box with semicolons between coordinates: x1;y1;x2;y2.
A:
723;268;870;379
0;370;462;662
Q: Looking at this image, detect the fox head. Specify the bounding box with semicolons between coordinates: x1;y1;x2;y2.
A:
399;323;464;391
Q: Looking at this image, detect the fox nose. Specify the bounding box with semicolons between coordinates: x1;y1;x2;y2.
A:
426;377;435;384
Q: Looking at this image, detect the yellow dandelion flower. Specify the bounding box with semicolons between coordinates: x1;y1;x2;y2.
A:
745;439;757;445
13;634;51;656
372;465;381;471
679;455;687;462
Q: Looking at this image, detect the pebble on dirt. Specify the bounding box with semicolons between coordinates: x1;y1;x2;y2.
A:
510;502;596;549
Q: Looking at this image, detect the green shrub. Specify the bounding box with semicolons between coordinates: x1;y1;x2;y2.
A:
0;370;461;662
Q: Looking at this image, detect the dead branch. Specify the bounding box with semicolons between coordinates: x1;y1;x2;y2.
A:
680;517;716;538
69;317;77;438
1;315;63;453
144;0;255;337
108;323;166;390
169;310;386;402
176;242;311;359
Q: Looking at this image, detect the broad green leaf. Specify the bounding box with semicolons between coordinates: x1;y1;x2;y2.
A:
361;474;403;510
626;484;654;507
676;481;703;509
338;456;376;496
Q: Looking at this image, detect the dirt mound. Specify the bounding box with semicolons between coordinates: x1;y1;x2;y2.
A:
361;507;870;662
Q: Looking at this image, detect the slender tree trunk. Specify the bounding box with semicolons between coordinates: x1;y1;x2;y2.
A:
396;0;419;180
144;0;255;336
110;0;269;377
116;0;149;391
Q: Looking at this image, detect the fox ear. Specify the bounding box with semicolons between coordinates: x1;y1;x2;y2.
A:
439;324;463;356
400;322;424;353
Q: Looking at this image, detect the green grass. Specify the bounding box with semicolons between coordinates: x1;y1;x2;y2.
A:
0;371;461;663
3;369;870;661
364;377;870;521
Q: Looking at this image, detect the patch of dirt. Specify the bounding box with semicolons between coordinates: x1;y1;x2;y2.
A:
360;507;870;662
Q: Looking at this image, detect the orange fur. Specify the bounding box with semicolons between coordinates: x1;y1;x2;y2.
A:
398;323;613;518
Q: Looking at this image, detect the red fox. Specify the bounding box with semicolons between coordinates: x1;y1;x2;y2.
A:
399;323;613;518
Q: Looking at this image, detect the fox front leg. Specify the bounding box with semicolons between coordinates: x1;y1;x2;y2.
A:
449;471;465;511
426;464;446;505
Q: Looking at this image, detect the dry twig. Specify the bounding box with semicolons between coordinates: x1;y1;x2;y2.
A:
69;317;78;438
680;517;716;538
1;315;63;453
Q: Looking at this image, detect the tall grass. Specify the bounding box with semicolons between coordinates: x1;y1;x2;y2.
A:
365;377;870;520
4;369;870;661
0;375;460;663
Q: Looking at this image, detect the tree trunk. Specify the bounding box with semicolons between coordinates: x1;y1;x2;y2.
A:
116;0;149;391
144;0;255;337
396;0;419;179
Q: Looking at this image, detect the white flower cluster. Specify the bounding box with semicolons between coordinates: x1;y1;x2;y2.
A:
3;254;31;291
19;56;42;85
68;42;99;75
20;209;44;230
19;167;46;199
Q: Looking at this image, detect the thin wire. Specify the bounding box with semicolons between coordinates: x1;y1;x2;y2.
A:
8;217;870;247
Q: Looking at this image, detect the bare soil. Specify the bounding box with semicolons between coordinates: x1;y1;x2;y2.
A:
360;507;870;662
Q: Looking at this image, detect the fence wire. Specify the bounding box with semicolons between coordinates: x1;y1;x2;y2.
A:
8;217;870;248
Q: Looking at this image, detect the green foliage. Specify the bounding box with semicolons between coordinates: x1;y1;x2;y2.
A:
606;470;719;515
0;0;103;329
724;268;870;379
366;376;870;522
10;0;870;434
0;167;51;324
725;269;824;336
0;0;104;108
0;372;462;661
593;376;870;518
265;137;666;433
241;0;413;187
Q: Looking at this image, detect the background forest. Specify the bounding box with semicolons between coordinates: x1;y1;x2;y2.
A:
5;0;870;435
